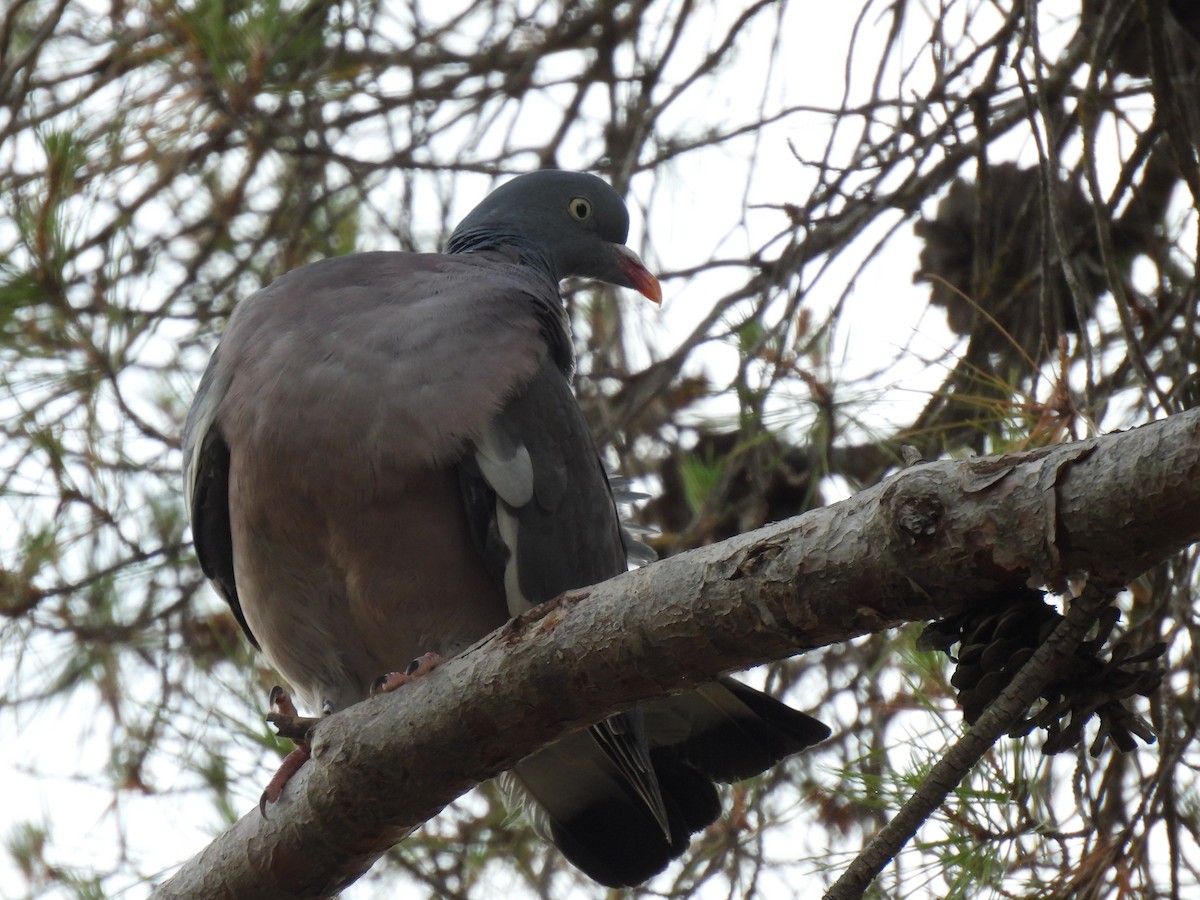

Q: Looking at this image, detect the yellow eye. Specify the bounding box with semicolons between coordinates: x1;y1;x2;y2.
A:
568;197;592;221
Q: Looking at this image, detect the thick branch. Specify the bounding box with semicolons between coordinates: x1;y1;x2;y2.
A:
153;408;1200;898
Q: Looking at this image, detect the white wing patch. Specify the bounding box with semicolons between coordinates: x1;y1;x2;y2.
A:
474;420;535;615
496;503;532;616
474;419;534;507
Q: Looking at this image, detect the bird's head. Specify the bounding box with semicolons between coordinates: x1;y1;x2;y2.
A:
447;170;662;303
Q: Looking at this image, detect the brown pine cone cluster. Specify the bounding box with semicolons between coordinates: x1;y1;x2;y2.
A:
919;590;1166;756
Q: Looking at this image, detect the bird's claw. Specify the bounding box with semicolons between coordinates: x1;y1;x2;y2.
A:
268;684;297;715
265;684;323;742
371;651;445;695
259;745;311;817
259;685;327;817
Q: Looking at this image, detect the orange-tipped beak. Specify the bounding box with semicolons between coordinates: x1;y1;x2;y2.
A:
613;244;662;304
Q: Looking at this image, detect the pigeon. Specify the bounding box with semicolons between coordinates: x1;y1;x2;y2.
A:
182;169;829;887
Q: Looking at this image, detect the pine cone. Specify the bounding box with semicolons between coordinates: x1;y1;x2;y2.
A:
920;591;1165;755
913;164;1102;365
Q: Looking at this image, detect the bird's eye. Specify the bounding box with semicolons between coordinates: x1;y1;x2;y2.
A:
568;197;592;221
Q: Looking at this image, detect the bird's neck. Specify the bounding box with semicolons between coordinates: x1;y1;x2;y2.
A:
445;228;558;281
444;229;575;377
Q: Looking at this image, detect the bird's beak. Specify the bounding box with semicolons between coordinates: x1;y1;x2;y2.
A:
613;244;662;304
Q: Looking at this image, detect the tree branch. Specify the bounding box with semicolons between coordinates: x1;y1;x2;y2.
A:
153;408;1200;898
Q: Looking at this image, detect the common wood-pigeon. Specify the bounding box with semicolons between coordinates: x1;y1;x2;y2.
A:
182;170;830;888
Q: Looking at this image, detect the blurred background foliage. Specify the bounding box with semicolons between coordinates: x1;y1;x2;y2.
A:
2;0;1199;897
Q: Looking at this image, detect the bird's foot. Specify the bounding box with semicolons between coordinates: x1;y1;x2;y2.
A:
260;685;328;816
265;683;324;741
371;651;445;695
259;745;310;816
